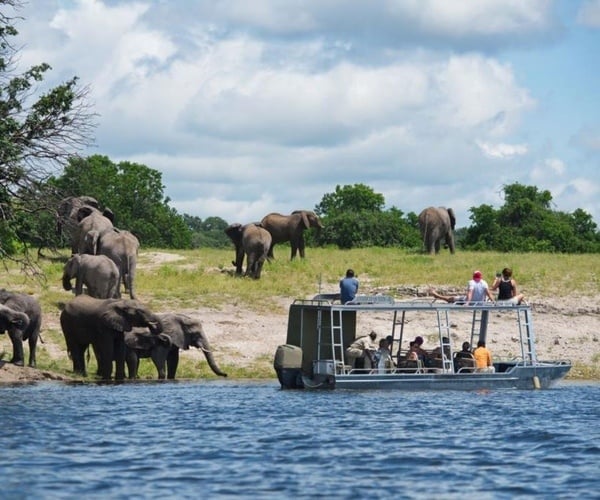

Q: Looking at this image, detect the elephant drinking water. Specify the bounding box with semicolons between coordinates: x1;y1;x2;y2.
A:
125;313;228;380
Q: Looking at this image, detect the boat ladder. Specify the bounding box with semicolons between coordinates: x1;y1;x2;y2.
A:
330;308;346;372
517;307;537;365
436;309;454;373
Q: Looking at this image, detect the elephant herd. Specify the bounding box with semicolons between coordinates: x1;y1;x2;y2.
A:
0;196;228;381
225;210;324;279
1;199;455;380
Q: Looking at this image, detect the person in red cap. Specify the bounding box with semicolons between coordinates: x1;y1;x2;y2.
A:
429;270;494;304
466;270;495;303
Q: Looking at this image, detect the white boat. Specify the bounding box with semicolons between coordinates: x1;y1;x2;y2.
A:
273;294;571;391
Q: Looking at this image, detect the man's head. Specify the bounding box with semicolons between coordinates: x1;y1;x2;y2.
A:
369;330;377;341
346;269;355;278
414;336;424;346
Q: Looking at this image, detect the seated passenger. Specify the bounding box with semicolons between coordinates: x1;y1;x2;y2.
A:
453;341;475;373
375;338;393;373
473;340;495;373
491;267;526;305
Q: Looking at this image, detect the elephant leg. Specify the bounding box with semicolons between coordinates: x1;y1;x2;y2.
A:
113;337;126;381
71;346;87;376
434;239;441;254
166;349;179;380
151;350;167;380
8;330;24;366
298;236;306;258
27;334;38;367
125;349;138;379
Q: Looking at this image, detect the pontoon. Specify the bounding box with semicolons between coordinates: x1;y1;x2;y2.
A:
273;295;571;391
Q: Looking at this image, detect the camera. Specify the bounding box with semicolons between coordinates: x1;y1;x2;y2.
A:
495;272;502;278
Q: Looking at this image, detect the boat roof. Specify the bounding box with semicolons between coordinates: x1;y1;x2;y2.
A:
301;294;531;313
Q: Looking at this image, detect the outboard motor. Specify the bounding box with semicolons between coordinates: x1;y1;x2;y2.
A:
274;344;303;389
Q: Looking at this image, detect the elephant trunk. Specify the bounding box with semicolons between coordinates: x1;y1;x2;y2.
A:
62;272;73;291
200;345;227;377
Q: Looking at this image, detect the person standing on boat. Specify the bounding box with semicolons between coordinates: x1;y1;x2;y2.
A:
339;268;359;304
491;267;526;305
345;330;377;369
473;340;495;373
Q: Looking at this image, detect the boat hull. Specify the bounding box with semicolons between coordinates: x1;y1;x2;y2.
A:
299;363;571;391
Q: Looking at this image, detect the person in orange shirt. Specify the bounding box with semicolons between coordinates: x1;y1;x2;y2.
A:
473;340;495;373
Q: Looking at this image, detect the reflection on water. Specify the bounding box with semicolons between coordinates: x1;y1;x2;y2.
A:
1;380;598;498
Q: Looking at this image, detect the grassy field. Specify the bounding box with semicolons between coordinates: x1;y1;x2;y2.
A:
2;247;599;380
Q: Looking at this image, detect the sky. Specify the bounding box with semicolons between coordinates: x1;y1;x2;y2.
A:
13;0;600;227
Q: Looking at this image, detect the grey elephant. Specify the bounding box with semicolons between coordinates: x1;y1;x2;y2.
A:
57;196;100;253
62;253;121;299
59;295;162;380
418;206;456;255
75;205;115;254
125;313;228;380
97;229;140;299
0;289;42;367
224;223;272;279
260;210;323;260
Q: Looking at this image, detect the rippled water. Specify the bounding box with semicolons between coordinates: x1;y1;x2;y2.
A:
1;380;598;499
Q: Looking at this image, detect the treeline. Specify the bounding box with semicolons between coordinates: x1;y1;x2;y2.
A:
9;156;600;254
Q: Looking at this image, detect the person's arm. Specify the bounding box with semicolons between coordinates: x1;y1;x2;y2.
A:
511;279;518;298
490;277;500;291
486;287;495;301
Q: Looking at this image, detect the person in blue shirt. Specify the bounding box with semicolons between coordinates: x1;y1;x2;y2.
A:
339;268;359;304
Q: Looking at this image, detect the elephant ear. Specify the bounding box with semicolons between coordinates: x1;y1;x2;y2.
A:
300;211;310;229
447;208;456;230
76;206;95;222
100;302;133;332
168;314;193;350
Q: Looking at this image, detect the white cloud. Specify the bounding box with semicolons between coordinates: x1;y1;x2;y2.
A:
577;0;600;28
477;141;528;159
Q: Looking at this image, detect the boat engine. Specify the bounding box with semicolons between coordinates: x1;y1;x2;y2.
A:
274;344;304;389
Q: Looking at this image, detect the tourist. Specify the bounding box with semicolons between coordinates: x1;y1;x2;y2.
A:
429;270;495;305
345;330;377;369
491;267;526;305
453;341;475;373
473;340;495;373
375;338;393;373
339;268;359;304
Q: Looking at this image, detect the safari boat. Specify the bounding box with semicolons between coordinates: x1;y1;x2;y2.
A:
273;294;571;391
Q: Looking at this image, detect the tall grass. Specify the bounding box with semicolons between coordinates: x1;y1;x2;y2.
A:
1;247;598;380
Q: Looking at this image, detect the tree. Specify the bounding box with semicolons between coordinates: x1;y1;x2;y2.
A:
51;155;192;248
315;184;385;217
313;184;419;249
0;0;95;268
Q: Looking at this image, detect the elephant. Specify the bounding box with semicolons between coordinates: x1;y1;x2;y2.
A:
224;223;272;279
97;229;140;299
259;210;323;260
75;206;115;255
125;313;228;380
57;196;100;253
59;295;162;380
0;289;42;367
418;206;456;255
62;253;121;299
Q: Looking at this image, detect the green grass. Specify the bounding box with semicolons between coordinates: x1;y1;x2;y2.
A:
1;247;599;380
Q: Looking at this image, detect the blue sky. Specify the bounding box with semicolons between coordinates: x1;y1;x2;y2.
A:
14;0;600;227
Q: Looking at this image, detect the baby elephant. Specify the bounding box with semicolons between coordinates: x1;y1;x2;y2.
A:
0;289;42;367
125;313;228;380
62;253;120;299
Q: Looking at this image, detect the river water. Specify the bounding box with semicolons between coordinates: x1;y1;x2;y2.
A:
0;380;598;499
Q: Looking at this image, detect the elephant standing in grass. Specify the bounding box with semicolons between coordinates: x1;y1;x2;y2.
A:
260;210;323;260
62;254;121;299
75;206;114;254
224;223;272;279
57;196;100;253
60;295;162;380
125;313;228;380
97;230;140;299
0;289;42;367
418;207;456;255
